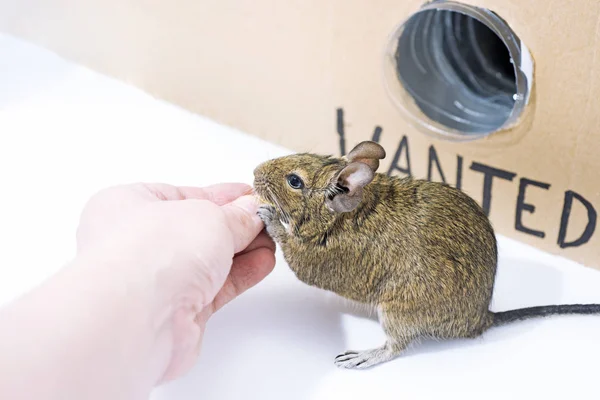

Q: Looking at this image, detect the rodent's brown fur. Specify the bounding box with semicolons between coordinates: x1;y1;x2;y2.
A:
253;141;600;369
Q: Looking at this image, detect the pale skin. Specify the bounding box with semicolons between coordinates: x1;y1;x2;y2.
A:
0;182;276;400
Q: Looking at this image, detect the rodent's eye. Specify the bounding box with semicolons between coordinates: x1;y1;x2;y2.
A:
286;174;304;190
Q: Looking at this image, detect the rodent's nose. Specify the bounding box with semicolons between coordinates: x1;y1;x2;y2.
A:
253;162;265;178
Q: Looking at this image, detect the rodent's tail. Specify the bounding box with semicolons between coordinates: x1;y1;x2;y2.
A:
491;304;600;327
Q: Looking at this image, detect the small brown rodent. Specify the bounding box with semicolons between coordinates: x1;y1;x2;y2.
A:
252;141;600;369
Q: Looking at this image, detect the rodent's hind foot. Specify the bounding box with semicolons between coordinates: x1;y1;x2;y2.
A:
334;345;398;370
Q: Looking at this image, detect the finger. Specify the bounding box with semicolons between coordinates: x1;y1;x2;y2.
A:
178;183;253;204
211;247;276;312
236;231;275;255
220;195;264;253
136;182;252;204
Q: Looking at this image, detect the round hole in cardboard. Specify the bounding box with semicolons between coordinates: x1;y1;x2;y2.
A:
382;1;533;142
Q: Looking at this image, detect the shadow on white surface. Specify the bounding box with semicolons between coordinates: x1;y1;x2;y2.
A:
493;256;565;311
152;253;598;400
151;262;346;400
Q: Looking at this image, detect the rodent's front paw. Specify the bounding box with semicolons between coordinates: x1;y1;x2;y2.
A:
257;204;276;225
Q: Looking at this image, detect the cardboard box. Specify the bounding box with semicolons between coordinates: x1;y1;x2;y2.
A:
1;0;598;269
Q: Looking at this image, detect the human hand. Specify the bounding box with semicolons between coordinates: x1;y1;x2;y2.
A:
75;182;275;383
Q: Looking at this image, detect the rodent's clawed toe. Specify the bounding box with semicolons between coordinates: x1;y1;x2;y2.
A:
334;346;397;370
335;351;358;359
257;204;276;224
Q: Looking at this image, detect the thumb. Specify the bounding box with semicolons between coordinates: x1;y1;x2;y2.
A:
220;195;264;253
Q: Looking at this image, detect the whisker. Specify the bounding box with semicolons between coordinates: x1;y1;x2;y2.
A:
315;183;347;201
267;187;291;224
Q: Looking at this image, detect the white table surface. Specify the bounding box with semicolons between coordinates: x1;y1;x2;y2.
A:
1;33;600;400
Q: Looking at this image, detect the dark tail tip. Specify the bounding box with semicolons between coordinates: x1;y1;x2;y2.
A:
492;304;600;327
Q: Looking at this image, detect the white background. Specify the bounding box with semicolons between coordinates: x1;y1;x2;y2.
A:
1;33;600;400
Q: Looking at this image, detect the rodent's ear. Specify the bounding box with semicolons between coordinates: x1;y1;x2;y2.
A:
346;141;386;172
326;162;374;213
